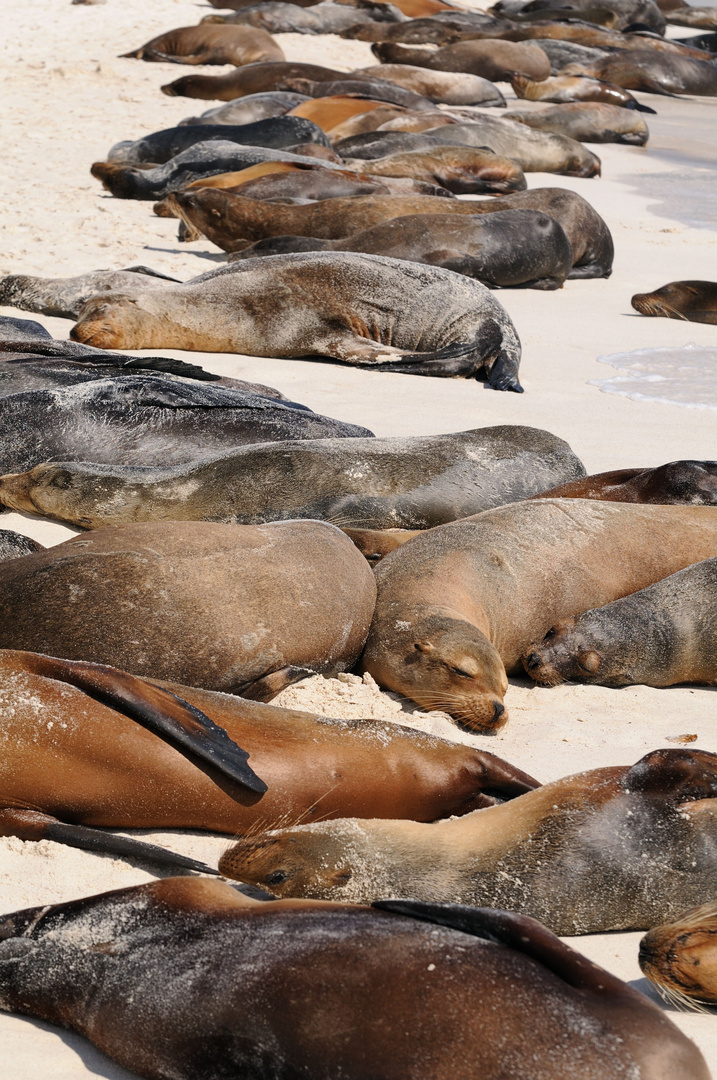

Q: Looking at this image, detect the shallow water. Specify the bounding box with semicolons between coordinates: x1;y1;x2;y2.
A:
590;344;717;409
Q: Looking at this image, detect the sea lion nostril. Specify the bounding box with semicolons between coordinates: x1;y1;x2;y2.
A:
525;653;542;670
492;702;505;719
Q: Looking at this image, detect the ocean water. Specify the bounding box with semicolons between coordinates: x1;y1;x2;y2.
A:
590;344;717;410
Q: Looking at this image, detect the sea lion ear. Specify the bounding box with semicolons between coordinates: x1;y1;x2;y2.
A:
577;650;601;674
414;641;434;654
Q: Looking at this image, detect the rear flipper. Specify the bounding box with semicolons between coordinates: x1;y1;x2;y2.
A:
567;262;612;280
0;808;218;875
321;336;490;378
234;665;315;702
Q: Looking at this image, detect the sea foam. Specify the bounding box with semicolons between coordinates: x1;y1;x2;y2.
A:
590;344;717;411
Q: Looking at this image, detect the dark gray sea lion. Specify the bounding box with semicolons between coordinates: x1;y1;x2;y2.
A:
343;12;515;44
231;209;573;290
354;63;507;105
205;0;407;34
69;253;523;387
492;0;666;32
121;24;285;65
279;76;436;111
1;879;709;1080
506;102;649;144
534;461;717;504
168;186;614;278
0;267;179;320
218;748;717;940
631;281;717;324
334;119;602;177
0;520;377;693
0;426;584;530
520;38;610;71
106;116;330;165
674;30;717;51
522;556;717;689
360;501;717;730
161;62;350;100
180;91;309;127
0;530;43;562
640;903;717;1007
371;39;552;81
561;49;717;95
511;73;656;111
92;141;338;200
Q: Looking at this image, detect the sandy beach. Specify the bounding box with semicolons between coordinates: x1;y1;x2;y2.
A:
1;0;717;1075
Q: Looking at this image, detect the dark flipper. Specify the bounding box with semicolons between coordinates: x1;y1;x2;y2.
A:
0;808;217;875
486;349;523;393
235;665;315;703
22;653;267;794
370;340;483;377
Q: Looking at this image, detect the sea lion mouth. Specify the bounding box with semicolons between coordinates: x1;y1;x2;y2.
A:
631;294;688;320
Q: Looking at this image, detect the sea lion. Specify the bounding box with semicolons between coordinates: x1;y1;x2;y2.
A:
205;0;407;35
3;880;707;1080
518;38;609;72
324;105;417;141
492;0;666;32
92;141;338;200
360;500;717;730
167;187;614;278
522;556;717;689
0;426;584;530
511;72;656;111
335;121;602;176
631;281;717;324
121;24;285;65
354;63;507;105
218;748;717;938
376;110;458;132
343;11;514;44
0;649;537;868
161;62;351;101
216;162;453;199
534;461;717;504
288;94;405;132
0;266;179;319
505;102;649;144
371;40;552;81
106;116;330;165
279;76;436;111
0;530;43;562
231;209;573;290
340;145;527;194
639;903;717;1007
666;6;717;29
561;49;717;95
69;253;523;387
180;90;310;126
0;520;377;693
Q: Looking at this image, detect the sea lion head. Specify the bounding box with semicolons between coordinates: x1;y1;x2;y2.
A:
0;462;134;529
639;902;717;1006
363;613;509;732
71;294;144;351
521;617;609;686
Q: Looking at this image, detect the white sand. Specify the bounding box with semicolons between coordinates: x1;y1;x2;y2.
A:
1;0;717;1075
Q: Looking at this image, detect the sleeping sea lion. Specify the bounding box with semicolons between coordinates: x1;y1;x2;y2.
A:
360;500;717;730
522;556;717;689
505;101;649;144
203;0;407;35
2;880;707;1080
1;266;179;319
167;186;614;278
631;281;717;324
561;49;717;95
639;903;717;1007
0;530;43;562
217;748;717;938
0;426;584;530
180;90;309;126
492;0;666;32
511;72;656;110
534;461;717;503
279;76;436;111
371;39;552;82
665;6;717;29
121;24;284;65
288;94;404;132
340;145;527;194
230;209;573;289
68;253;523;387
0;520;377;693
0;648;537;868
215;164;453;200
354;63;507;105
161;61;351;100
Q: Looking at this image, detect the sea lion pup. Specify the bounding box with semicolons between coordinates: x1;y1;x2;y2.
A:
180;90;309;127
360;501;717;730
354;62;507;105
640;903;717;1007
340;145;527;194
0;426;584;531
0;520;376;693
534;460;717;504
632;281;717;324
505;101;649;144
106;116;330;165
218;748;717;937
70;253;523;387
121;24;285;66
3;882;708;1080
561;49;717;95
168;187;613;278
335;121;601;177
162;61;351;100
522;556;717;689
279;76;436;111
0;530;43;561
511;72;656;111
231;209;573;290
0;650;538;865
371;39;552;82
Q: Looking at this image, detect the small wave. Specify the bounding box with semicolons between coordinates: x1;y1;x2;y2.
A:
590;344;717;410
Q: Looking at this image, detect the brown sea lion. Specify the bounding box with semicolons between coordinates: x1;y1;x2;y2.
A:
0;520;377;695
371;39;552;81
166;187;614;278
4;880;706;1080
377;110;458;132
505;102;649;144
180;161;452;198
534;461;717;504
561;49;717;95
360;500;717;730
640;903;717;1007
162;61;349;100
511;72;655;110
69;253;523;387
491;0;666;32
217;748;717;938
341;145;527;194
279;76;437;111
288;94;403;132
665;6;717;29
521;556;717;689
0;649;537;868
354;62;507;105
121;24;284;65
632;281;717;324
325;105;413;140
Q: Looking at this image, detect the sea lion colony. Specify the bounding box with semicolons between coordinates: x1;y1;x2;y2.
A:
0;0;716;1077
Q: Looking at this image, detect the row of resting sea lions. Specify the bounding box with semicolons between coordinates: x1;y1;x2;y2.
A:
1;0;716;1075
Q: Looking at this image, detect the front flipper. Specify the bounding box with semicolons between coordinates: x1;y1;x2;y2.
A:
21;653;267;794
235;665;315;702
0;808;218;875
486;349;523;393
